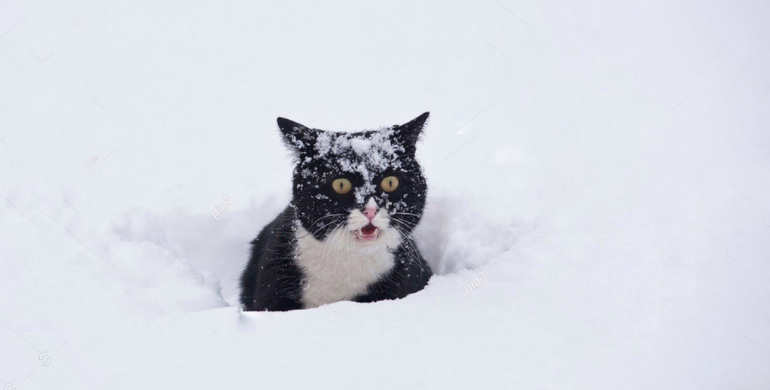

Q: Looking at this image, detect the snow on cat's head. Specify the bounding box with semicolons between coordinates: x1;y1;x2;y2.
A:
277;112;429;244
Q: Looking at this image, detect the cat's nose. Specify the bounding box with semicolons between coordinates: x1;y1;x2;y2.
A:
363;198;378;221
363;207;377;220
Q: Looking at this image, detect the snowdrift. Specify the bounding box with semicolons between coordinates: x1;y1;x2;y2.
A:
1;0;769;389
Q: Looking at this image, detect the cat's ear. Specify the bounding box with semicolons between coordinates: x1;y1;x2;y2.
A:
277;117;319;155
391;112;429;154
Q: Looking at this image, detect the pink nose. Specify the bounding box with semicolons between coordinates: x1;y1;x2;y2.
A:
363;206;377;221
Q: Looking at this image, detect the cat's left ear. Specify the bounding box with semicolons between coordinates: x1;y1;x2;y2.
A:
391;112;429;154
277;117;320;156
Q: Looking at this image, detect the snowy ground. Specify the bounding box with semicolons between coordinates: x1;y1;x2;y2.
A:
2;0;769;389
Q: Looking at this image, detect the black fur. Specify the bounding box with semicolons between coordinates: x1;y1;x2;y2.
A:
240;113;433;311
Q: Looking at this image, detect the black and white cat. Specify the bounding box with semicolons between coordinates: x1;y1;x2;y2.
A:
239;113;433;311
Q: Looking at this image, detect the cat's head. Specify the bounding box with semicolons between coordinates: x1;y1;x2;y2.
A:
278;112;429;247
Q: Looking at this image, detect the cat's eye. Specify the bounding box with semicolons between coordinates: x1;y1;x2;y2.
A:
331;178;352;194
380;176;399;193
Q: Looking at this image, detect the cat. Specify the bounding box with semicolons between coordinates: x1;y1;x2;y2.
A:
239;113;433;311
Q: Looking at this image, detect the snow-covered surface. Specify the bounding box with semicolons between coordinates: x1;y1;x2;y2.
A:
1;0;769;389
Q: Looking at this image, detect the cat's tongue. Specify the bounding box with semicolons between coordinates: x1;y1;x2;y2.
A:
357;224;379;240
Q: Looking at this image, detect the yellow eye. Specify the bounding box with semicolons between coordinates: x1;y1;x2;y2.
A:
331;178;352;194
380;176;399;193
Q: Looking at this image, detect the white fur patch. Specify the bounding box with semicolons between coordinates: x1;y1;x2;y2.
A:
295;207;401;308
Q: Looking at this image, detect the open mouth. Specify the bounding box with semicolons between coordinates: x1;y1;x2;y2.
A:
355;223;380;241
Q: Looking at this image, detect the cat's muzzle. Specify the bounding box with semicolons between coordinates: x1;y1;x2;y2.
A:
355;223;381;241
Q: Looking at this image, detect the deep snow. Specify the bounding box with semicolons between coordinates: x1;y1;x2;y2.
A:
1;0;769;389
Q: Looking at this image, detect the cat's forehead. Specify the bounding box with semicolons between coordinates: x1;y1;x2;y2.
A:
302;128;406;178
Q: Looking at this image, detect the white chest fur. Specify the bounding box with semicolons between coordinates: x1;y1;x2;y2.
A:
294;225;400;308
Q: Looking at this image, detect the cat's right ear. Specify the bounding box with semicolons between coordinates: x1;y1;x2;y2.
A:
277;117;319;155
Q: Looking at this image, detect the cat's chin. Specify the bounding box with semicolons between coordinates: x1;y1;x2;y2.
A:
354;223;381;242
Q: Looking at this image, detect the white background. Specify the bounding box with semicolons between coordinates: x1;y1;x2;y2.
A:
1;0;769;389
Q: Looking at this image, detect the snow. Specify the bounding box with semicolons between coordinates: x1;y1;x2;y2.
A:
306;127;405;204
349;138;372;156
1;0;770;389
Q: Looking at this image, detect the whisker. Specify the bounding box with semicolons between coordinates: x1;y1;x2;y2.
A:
389;223;431;277
307;213;347;230
391;212;422;217
310;218;344;236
